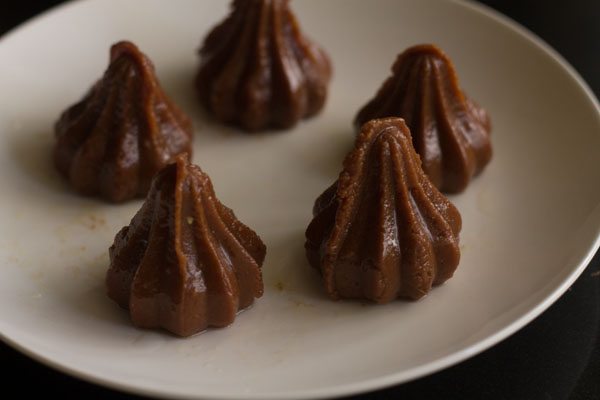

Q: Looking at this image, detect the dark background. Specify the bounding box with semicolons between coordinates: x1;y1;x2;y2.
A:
1;1;599;399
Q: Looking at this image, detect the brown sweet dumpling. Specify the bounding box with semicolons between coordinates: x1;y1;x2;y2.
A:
355;44;492;193
106;154;266;337
305;118;461;303
54;41;193;202
196;0;332;131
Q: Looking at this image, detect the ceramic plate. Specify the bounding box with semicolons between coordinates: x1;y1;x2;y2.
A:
1;0;599;398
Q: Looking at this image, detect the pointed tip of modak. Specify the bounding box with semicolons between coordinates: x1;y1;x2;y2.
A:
359;116;411;135
173;152;192;167
110;40;143;60
390;43;455;82
401;43;447;57
108;40;155;74
357;117;414;147
152;152;196;185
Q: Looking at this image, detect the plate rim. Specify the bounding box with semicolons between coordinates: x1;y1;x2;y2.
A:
1;0;599;399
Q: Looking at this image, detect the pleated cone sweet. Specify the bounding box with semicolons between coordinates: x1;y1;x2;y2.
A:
355;44;492;193
54;41;193;202
196;0;332;131
106;155;266;337
306;118;461;303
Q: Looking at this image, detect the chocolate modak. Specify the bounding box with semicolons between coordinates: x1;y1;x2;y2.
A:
355;44;492;193
54;41;193;202
196;0;332;131
106;154;266;337
305;118;461;303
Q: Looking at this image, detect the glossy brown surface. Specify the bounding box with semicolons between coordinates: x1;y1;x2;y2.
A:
106;155;265;337
54;41;193;202
196;0;332;131
306;118;461;302
355;44;492;193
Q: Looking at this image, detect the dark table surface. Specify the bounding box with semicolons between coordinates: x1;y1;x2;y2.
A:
1;1;599;399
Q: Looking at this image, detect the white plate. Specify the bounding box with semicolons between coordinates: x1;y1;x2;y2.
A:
1;0;599;398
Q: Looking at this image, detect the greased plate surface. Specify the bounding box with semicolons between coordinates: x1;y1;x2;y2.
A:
1;0;599;398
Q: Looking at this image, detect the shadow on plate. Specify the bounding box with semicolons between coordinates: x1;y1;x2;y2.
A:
51;252;132;330
291;126;355;179
263;228;329;302
5;129;71;196
4;128;108;212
